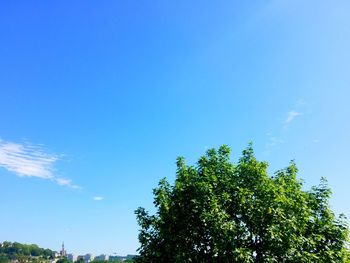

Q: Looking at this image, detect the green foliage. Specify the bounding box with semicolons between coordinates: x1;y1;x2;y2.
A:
135;145;350;262
91;259;135;263
56;258;71;263
0;241;54;261
0;255;9;263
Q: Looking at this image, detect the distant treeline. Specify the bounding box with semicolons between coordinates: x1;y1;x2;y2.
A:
57;257;135;263
0;242;136;263
0;241;54;262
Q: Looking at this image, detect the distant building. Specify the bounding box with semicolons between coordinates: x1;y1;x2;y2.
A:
60;242;67;257
67;253;77;262
83;254;94;262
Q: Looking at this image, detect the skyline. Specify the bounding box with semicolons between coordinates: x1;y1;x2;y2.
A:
1;0;350;255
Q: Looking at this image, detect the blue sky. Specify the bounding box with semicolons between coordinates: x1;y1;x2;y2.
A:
1;0;350;256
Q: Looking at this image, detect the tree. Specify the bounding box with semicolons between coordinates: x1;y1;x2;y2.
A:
56;258;70;263
135;145;350;262
0;241;54;262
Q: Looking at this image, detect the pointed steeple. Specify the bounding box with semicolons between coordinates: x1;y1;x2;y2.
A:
60;242;66;257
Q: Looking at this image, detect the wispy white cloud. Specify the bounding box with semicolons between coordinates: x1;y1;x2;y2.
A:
0;140;57;179
93;196;104;201
264;100;306;155
0;139;78;188
54;177;80;189
285;110;301;124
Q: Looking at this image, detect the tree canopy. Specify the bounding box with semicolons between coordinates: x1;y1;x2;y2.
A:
135;145;350;262
0;241;54;262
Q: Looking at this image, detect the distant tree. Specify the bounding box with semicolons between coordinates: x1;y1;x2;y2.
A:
1;242;11;249
16;254;29;263
135;145;350;262
43;248;54;259
56;258;70;263
0;241;54;262
29;244;41;257
0;255;9;263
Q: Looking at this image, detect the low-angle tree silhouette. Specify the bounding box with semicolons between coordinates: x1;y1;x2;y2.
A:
135;144;349;262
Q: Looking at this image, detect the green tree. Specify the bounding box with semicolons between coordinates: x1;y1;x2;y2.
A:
0;241;54;262
56;258;70;263
135;145;350;262
29;244;41;257
43;249;54;259
0;255;9;263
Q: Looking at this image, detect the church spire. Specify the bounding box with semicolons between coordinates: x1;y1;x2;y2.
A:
60;242;66;257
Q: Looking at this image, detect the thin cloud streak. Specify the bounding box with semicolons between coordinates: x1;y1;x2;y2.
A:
93;196;104;201
54;177;80;189
285;110;301;124
0;139;78;188
0;140;57;179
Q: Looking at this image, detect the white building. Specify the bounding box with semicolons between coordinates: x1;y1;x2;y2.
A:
67;253;77;262
84;254;94;262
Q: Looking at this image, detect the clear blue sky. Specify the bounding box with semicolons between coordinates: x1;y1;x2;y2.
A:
1;0;350;256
